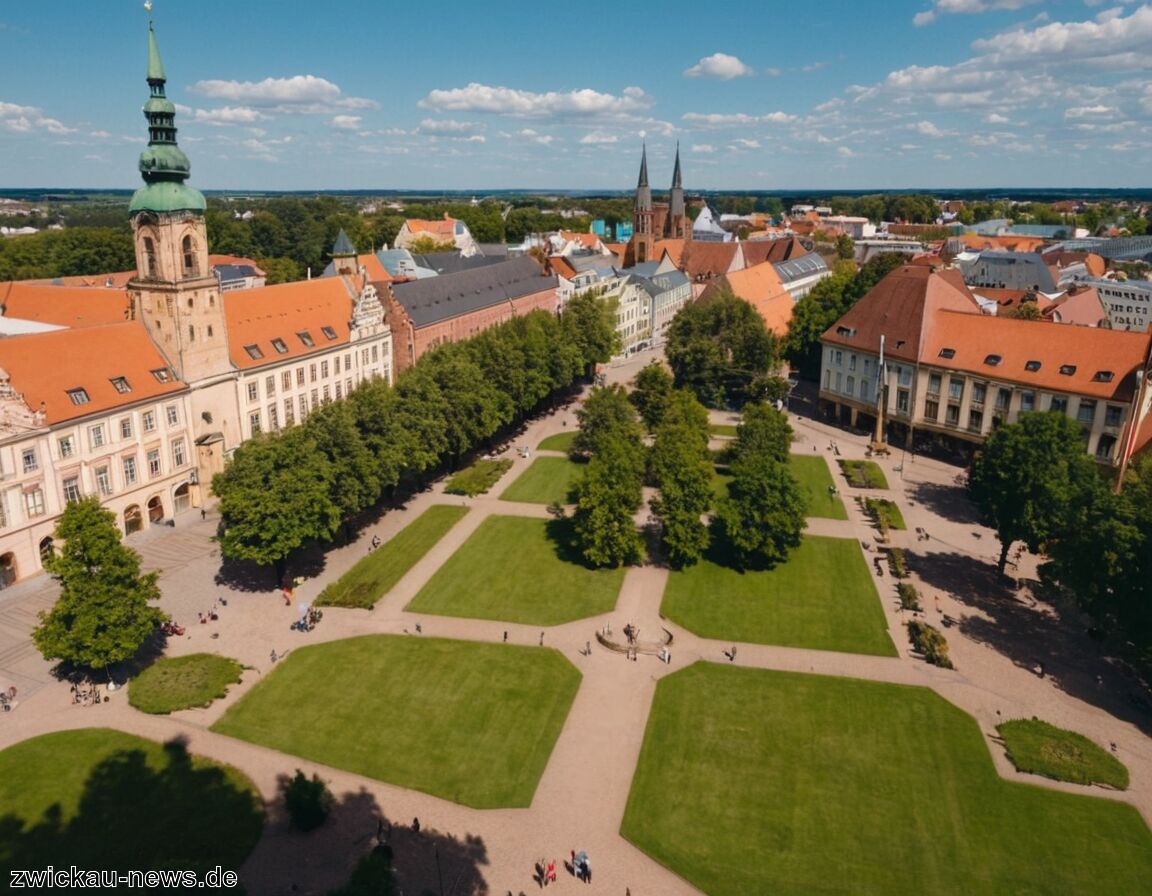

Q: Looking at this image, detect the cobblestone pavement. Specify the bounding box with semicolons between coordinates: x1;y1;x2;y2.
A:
2;349;1149;894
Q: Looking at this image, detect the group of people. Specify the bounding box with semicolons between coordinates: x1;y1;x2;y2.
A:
535;851;591;886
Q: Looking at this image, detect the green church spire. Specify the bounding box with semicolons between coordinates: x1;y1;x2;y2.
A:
130;5;205;215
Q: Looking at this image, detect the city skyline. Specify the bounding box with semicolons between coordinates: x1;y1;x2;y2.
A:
3;1;1152;192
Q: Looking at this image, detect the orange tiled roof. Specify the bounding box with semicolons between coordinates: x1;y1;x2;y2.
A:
651;240;685;268
718;262;793;336
209;254;266;274
0;322;186;425
1044;286;1107;327
741;237;806;266
223;278;357;370
356;253;392;284
924;310;1150;401
404;217;457;237
601;242;627;266
548;257;578;280
559;231;600;249
0;281;131;328
25;270;136;289
681;241;740;280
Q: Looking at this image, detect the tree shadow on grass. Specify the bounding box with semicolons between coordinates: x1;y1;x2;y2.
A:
544;516;595;569
910;549;1152;737
907;480;983;526
0;735;263;875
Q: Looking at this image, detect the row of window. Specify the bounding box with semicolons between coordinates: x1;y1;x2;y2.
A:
250;380;358;436
16;404;182;476
63;370;175;406
243;326;341;360
244;348;383;403
7;440;187;526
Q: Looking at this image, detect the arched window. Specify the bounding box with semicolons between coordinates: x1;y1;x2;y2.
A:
39;537;55;565
182;235;199;277
143;236;158;278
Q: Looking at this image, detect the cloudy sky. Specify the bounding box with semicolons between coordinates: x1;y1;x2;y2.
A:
3;1;1152;191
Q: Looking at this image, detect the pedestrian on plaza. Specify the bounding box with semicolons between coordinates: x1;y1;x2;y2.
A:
539;631;544;646
730;645;737;662
200;507;206;520
412;817;420;834
585;640;591;655
503;631;508;643
415;622;422;634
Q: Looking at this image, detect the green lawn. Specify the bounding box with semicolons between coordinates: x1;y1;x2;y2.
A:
865;496;907;530
710;465;733;506
789;454;849;520
839;458;889;489
499;456;584;505
661;535;896;656
406;515;625;624
998;719;1129;789
129;653;245;714
0;728;262;872
710;424;739;438
317;505;469;609
213;636;580;808
444;458;513;496
622;664;1152;896
537;431;576;452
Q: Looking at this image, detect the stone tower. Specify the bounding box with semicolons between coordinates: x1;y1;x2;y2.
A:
127;12;229;383
668;143;689;240
632;144;654;264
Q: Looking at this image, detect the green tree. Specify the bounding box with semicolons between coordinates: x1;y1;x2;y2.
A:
571;438;645;568
256;256;303;285
281;769;334;832
213;430;341;581
630;361;675;431
1005;300;1044;321
730;402;793;465
712;455;808;570
969;412;1102;573
304;401;381;534
835;234;855;260
665;288;779;408
571;384;644;459
422;346;513;464
32;497;163;674
649;393;713;568
407;236;457;255
563;288;621;374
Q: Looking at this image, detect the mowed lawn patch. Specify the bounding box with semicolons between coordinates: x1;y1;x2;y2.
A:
407;516;625;625
499;456;584;505
129;653;245;714
537;431;576;452
317;505;469;609
623;664;1152;896
661;535;895;656
213;636;579;808
0;728;262;872
788;453;848;520
998;718;1129;789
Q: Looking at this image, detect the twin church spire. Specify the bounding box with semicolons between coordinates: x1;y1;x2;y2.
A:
629;143;688;264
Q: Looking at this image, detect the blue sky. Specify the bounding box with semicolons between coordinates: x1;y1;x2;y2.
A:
3;1;1152;191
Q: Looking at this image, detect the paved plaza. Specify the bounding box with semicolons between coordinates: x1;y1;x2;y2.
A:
1;349;1150;895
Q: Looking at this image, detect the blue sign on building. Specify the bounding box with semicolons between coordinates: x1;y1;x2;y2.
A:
615;222;633;241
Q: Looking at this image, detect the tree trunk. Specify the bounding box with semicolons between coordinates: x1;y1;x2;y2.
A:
997;540;1011;575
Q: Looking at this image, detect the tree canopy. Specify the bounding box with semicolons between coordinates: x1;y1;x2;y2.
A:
33;497;164;673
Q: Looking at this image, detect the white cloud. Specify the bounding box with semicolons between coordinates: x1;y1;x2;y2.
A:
731;138;761;149
461;135;486;143
691;144;716;153
579;131;618;144
913;120;948;137
0;101;73;134
419;83;652;117
417;118;479;135
682;111;796;127
1064;104;1117;118
914;0;1042;27
765;67;782;77
985;112;1010;123
516;128;555;145
331;115;362;130
837;146;855;157
684;52;755;80
190;75;376;111
971;4;1152;64
193;106;267;126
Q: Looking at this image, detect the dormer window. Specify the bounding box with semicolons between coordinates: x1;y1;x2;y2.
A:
1024;360;1041;372
151;368;172;383
321;326;338;340
67;388;90;405
110;377;132;394
297;331;315;347
1058;364;1077;376
984;354;1002;366
244;344;264;360
938;348;956;359
1093;370;1114;382
271;338;289;354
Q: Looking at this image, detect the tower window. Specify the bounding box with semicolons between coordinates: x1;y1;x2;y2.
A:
143;236;158;278
182;235;199;277
188;325;195;343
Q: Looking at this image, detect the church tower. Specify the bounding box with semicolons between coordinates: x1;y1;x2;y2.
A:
668;143;689;240
632;144;655;264
127;11;229;384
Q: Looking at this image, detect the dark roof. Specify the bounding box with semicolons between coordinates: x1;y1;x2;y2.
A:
213;263;260;283
773;253;828;284
333;228;356;256
391;256;557;327
411;252;506;276
742;237;807;265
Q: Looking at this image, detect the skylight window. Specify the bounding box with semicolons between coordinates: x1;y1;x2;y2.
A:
110;376;132;394
271;338;289;354
66;388;90;406
244;344;264;360
151;368;171;383
1024;360;1042;372
938;348;956;359
321;326;338;340
984;354;1002;366
297;331;315;347
1093;370;1114;382
835;326;855;338
1059;364;1077;376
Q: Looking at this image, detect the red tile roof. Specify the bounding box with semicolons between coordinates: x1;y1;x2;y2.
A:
223;278;357;370
0;322;185;425
741;237;807;265
711;262;793;336
404;216;457;237
0;281;131;328
25;270;136;288
681;241;741;280
1044;286;1107;327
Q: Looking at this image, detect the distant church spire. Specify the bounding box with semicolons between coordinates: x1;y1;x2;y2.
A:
637;143;650;189
669;142;685;222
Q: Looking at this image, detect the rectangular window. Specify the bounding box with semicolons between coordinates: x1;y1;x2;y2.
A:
924;400;939;421
309;364;317;383
25;489;46;517
142;410;156;432
271;338;289;354
346;377;353;393
122;456;138;486
321;325;338;340
1050;395;1068;415
296;367;305;386
898;367;912;387
265;375;276;397
89;425;105;449
110;376;132;394
247;382;259;402
151;368;171;383
927;373;941;396
334;355;341;375
968;409;984;432
362;348;369;365
1020;391;1035;413
995;388;1011;411
172;439;187;467
1105;405;1123;427
311;388;319;408
321;360;329;379
244;344;264;360
846;375;855;397
371;345;379;362
1077;400;1097;425
834;350;843;366
284;399;295;426
249;411;261;435
335;382;343;400
96;465;112;497
282;371;292;391
120;417;133;440
835;372;842;392
148;448;162;477
849;354;857;372
297;331;315;347
897;389;910;414
948;378;964;401
166;404;179;426
268;404;279;430
298;395;308;420
58;436;74;459
66;388;90;406
971;383;986;405
322;385;331;403
946;404;961;425
62;476;82;503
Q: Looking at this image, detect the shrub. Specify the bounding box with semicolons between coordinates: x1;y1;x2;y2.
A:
444;459;513;497
837;459;889;489
864;497;906;531
897;582;921;612
907;620;953;669
281;769;333;832
128;653;244;714
886;548;909;578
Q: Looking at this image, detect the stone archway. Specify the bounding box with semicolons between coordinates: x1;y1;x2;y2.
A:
173;481;191;514
38;537;55;566
147;495;164;525
0;553;16;589
124;504;143;535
